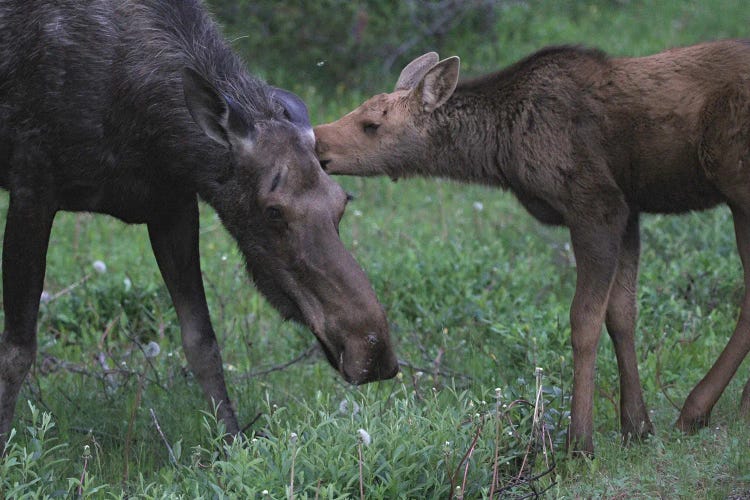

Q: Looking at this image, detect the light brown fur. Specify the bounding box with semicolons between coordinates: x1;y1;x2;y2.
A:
315;40;750;454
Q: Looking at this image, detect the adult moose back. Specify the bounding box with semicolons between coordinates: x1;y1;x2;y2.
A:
315;40;750;454
0;0;399;444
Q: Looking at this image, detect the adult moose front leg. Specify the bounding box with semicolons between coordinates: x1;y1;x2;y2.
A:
147;196;239;437
566;196;628;455
604;214;653;441
0;190;56;448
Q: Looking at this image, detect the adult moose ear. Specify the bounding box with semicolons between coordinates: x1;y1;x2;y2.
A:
271;87;312;132
182;67;254;150
411;56;460;113
395;52;439;91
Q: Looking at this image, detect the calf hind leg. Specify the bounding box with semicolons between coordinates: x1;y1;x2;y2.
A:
0;191;55;448
741;377;750;417
676;205;750;431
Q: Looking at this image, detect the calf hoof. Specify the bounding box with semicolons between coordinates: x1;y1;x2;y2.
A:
741;379;750;418
675;411;710;434
566;433;595;458
621;418;654;444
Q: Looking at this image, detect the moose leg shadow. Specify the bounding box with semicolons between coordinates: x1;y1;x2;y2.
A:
147;195;240;437
0;188;56;450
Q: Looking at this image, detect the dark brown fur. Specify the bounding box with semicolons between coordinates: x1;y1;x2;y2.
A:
315;40;750;454
0;0;399;448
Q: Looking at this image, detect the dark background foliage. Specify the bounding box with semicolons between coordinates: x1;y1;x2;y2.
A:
208;0;514;94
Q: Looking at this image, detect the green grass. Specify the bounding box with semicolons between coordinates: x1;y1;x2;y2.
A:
3;0;750;497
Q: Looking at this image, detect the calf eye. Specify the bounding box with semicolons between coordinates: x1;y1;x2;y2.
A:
363;122;380;134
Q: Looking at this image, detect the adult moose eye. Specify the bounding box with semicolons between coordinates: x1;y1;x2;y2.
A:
265;206;284;221
363;122;380;134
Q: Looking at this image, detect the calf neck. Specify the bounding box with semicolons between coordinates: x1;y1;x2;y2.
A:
315;40;750;454
0;0;398;447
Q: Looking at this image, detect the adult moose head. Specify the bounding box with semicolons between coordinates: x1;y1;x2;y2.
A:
0;0;398;445
315;42;750;454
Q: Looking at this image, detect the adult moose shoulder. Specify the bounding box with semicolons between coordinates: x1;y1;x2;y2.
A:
0;0;399;445
315;40;750;454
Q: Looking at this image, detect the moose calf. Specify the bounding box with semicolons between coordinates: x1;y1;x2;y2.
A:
0;0;398;447
315;40;750;454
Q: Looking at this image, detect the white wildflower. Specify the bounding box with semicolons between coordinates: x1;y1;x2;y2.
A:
39;291;52;304
357;428;371;446
338;399;360;416
473;201;484;211
143;341;160;358
290;432;298;444
92;260;107;274
353;209;363;217
123;277;132;292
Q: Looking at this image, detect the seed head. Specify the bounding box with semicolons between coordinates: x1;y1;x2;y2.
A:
357;428;371;446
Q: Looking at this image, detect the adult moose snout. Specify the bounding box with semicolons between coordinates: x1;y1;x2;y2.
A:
337;307;399;385
295;226;399;385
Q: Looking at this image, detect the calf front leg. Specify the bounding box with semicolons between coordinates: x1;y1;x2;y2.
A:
147;196;239;437
604;214;653;441
0;191;55;449
567;205;628;455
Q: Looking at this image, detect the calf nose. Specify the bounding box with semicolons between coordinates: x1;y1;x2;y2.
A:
315;134;329;155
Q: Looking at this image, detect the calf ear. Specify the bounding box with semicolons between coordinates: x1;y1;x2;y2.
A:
182;67;254;149
413;56;460;113
395;52;439;91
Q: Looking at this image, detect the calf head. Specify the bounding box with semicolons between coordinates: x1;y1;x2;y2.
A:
183;69;398;384
314;53;460;177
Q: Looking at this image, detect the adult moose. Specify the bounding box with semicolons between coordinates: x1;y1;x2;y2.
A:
315;41;750;454
0;0;399;445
